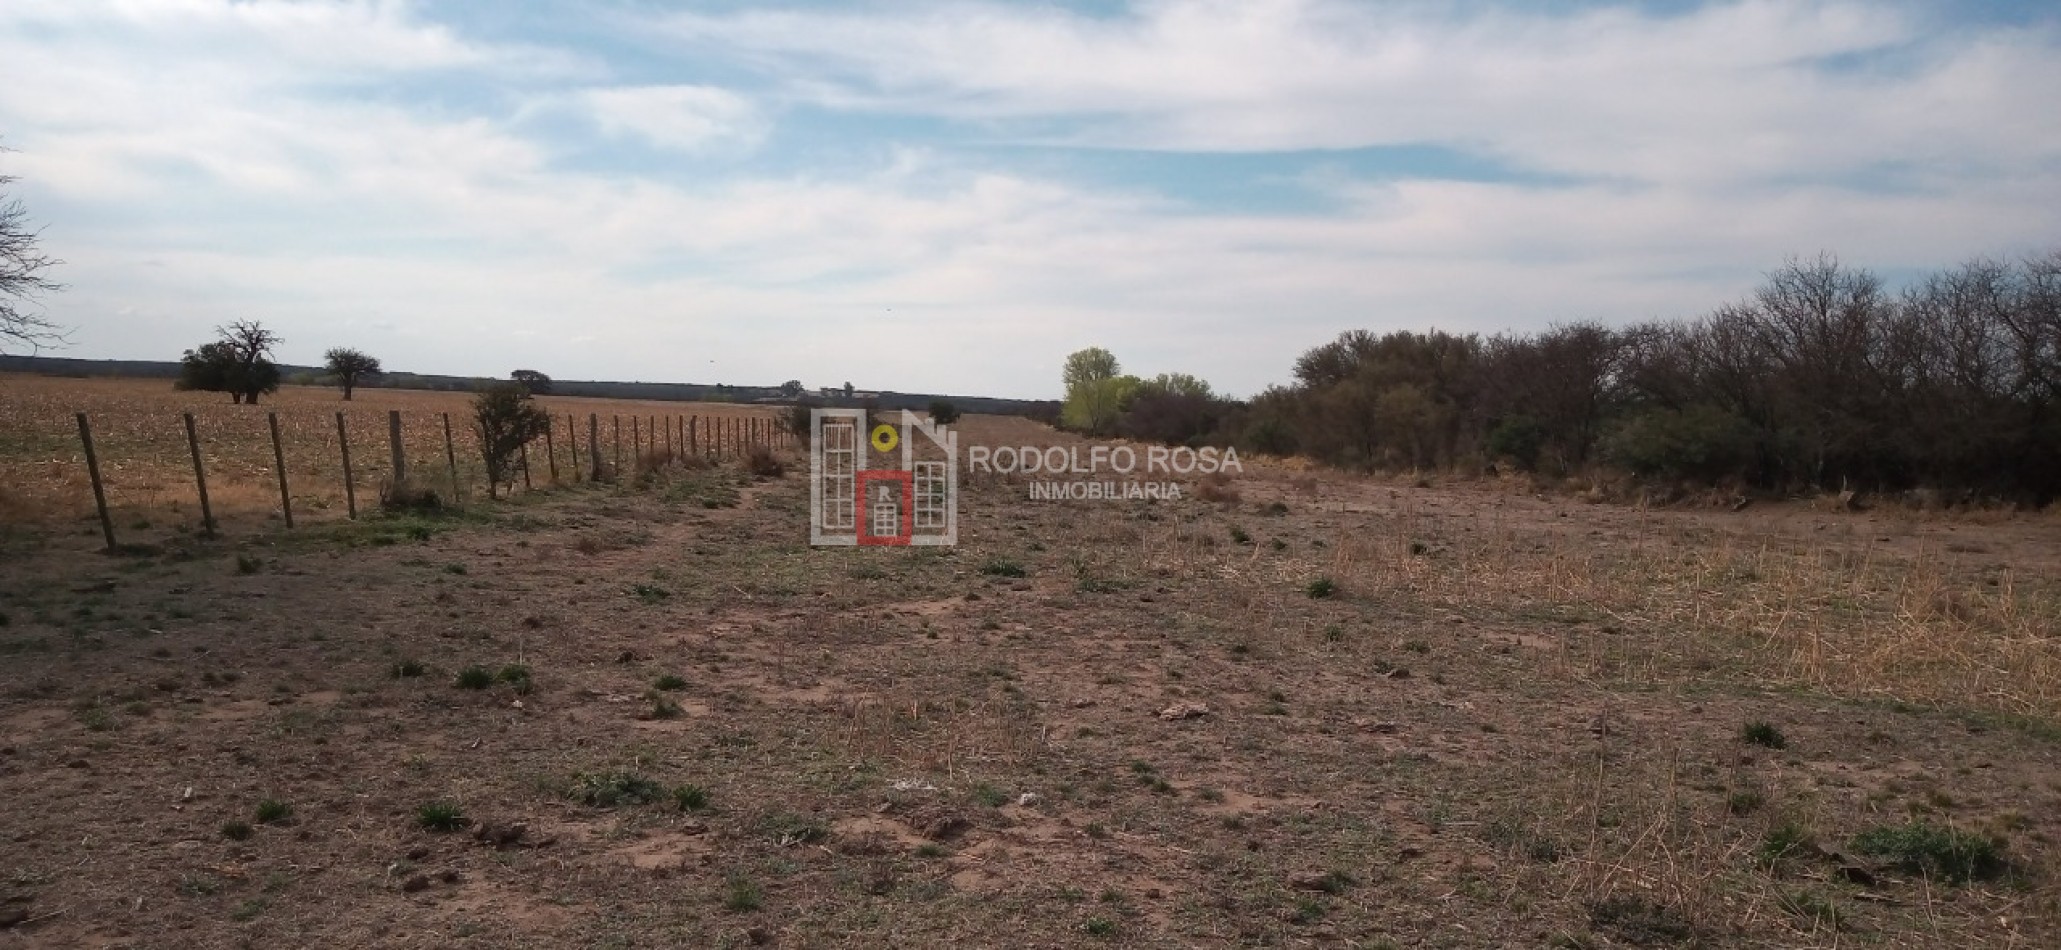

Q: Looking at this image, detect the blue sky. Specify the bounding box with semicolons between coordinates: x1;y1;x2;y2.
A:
2;0;2057;399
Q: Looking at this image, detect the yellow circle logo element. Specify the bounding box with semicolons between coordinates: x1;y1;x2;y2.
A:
869;424;899;454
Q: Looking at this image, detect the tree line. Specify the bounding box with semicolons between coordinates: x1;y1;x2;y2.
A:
1063;252;2061;504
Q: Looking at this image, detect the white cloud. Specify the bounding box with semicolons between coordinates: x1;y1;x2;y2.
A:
658;0;2061;185
571;85;765;154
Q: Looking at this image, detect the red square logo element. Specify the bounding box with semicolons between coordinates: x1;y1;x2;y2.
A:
856;470;914;546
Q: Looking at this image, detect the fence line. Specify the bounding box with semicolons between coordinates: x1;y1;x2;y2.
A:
30;405;787;548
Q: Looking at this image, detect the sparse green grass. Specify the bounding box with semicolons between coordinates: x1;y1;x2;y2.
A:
1852;821;2006;883
254;798;293;824
221;820;253;841
723;872;763;912
417;801;467;832
1759;821;1816;869
973;784;1009;808
1742;721;1788;749
454;665;494;689
390;659;427;678
980;558;1027;578
496;664;532;693
654;674;688;691
1305;577;1336;599
672;784;710;812
631;583;670;604
573;770;664;808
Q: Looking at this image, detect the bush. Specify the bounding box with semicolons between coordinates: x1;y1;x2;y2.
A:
928;399;961;425
744;444;784;479
1486;416;1545;471
454;665;494;690
779;401;817;449
380;478;444;513
1602;405;1759;482
472;384;553;499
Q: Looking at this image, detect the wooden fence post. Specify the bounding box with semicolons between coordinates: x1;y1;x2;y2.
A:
632;416;641;461
589;414;602;481
442;413;460;504
520;441;532;491
267;412;294;529
389;410;406;485
544;424;558;484
690;416;698;455
665;415;673;460
567;414;580;482
335;412;357;520
183;412;216;538
76;413;116;552
613;415;621;472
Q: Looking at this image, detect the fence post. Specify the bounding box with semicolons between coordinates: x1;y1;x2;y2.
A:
613;415;622;472
389;410;406;485
665;415;674;460
442;413;460;504
567;414;580;482
544;424;558;484
589;413;602;481
183;412;216;538
76;413;117;552
335;411;357;520
520;441;532;491
690;415;699;455
267;412;294;529
632;416;641;462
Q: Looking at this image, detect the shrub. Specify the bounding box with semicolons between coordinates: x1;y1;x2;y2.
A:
654;674;688;691
255;798;293;824
1601;405;1759;482
380;477;444;513
454;665;494;689
778;401;817;449
928;399;962;425
1194;472;1240;504
1486;416;1546;471
472;384;554;499
744;444;784;479
1306;577;1337;599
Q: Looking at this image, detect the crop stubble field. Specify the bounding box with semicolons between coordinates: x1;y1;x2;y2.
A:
0;376;2058;947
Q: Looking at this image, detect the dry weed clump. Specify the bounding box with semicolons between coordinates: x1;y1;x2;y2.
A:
1195;471;1240;504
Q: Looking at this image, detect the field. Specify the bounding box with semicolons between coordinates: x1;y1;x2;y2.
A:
1;377;2058;948
0;374;787;532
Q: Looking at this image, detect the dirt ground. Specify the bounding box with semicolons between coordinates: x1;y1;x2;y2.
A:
1;413;2056;948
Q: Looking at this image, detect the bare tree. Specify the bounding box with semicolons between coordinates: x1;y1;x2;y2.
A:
1;159;64;352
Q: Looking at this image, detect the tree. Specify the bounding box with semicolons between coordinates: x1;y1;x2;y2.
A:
1;160;64;352
780;379;805;398
928;399;961;425
510;369;552;395
472;383;553;499
1061;347;1134;434
323;347;382;400
176;321;282;404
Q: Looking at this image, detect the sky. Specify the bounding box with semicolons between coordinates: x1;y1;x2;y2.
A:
2;0;2057;400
